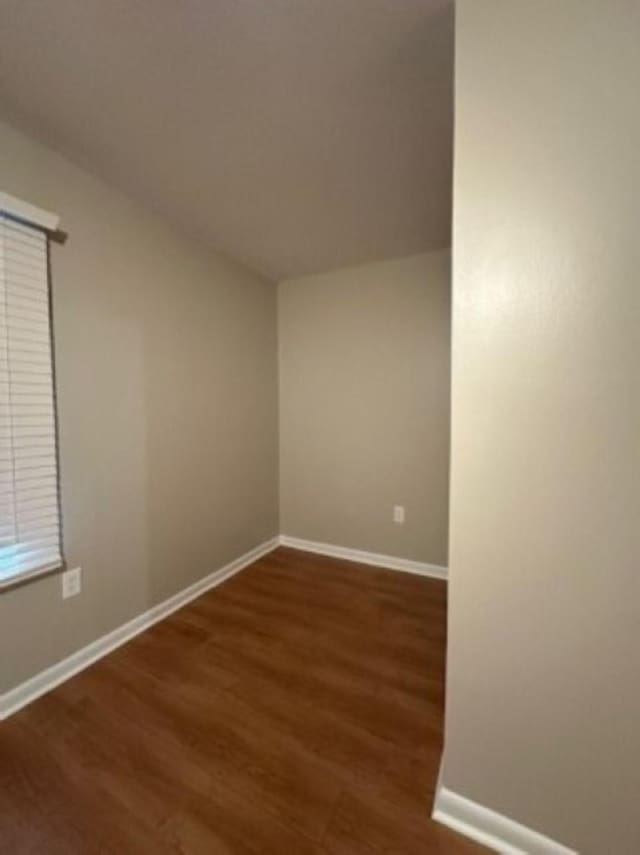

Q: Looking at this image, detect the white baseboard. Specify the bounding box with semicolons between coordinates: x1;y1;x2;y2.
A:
433;782;577;855
278;534;447;580
0;537;279;721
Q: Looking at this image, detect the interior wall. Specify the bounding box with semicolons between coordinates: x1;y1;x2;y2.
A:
279;251;451;566
442;2;640;853
0;119;279;693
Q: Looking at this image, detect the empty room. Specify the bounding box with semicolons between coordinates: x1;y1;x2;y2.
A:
0;2;638;854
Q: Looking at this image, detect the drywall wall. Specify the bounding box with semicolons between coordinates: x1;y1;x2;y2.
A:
279;251;450;566
0;119;278;692
441;2;640;853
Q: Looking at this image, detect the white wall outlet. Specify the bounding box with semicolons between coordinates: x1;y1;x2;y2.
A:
393;505;405;524
62;566;82;599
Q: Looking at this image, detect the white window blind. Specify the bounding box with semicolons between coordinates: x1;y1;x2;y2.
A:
0;212;63;586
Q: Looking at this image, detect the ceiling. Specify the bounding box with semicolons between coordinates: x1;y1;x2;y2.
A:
0;1;454;280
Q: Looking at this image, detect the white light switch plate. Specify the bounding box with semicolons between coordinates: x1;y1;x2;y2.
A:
62;566;82;599
393;505;405;524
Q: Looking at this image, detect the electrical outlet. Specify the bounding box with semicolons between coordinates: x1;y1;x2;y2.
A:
393;505;405;524
62;566;82;599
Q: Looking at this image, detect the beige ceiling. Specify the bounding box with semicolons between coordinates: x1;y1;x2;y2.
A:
0;1;453;279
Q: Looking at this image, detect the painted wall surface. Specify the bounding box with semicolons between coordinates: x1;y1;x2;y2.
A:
0;120;279;692
442;3;640;853
279;251;450;566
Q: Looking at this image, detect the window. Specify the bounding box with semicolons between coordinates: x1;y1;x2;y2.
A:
0;193;63;587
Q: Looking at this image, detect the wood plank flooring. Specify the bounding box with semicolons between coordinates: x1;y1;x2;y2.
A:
0;547;487;854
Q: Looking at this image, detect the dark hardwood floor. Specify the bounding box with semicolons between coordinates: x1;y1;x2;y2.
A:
0;547;487;854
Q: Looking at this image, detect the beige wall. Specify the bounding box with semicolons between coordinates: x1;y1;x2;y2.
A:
0;120;278;693
279;252;450;566
442;3;640;853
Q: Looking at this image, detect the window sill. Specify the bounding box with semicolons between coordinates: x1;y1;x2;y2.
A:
0;562;64;593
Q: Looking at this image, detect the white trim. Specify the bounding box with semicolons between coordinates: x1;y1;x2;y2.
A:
0;190;60;231
279;535;447;580
0;537;279;720
0;561;63;591
433;783;577;855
